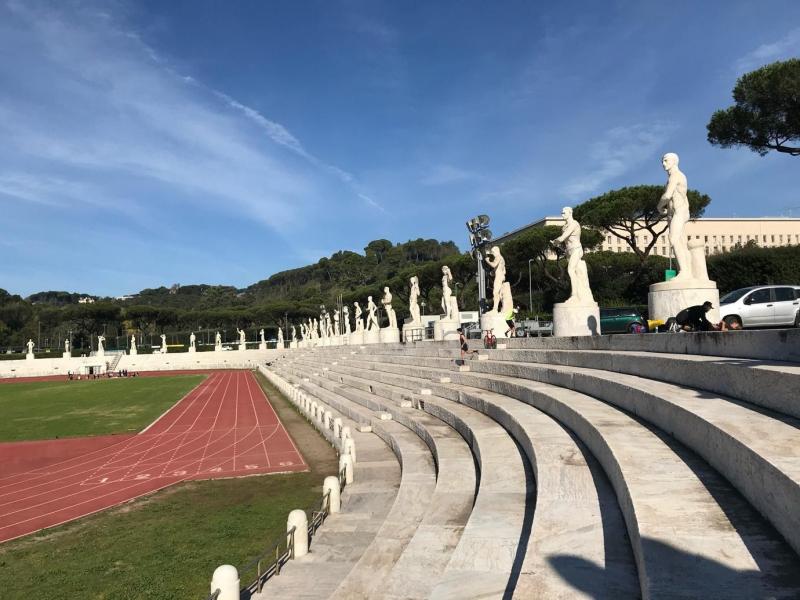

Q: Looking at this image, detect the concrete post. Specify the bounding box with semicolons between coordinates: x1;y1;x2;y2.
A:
210;565;239;600
343;437;356;463
324;411;333;431
323;475;341;513
333;417;343;439
341;425;351;441
287;509;309;558
310;401;318;420
339;453;354;484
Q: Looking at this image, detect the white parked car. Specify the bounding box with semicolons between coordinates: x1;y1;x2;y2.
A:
719;285;800;329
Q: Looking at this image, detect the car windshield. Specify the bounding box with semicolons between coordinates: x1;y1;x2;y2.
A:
720;287;754;304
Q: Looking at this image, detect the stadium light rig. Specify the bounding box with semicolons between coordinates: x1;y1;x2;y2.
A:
466;215;492;314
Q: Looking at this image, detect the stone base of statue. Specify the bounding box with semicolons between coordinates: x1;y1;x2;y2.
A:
290;341;298;349
215;345;222;352
26;353;34;361
130;348;137;355
259;342;266;351
380;327;400;344
349;331;365;345
189;346;196;353
433;318;459;342
480;312;511;338
553;301;601;337
62;352;71;359
238;343;246;352
648;278;720;324
97;350;105;359
363;328;381;344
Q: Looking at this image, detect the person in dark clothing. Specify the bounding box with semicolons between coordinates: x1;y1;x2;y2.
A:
458;328;479;361
675;301;718;332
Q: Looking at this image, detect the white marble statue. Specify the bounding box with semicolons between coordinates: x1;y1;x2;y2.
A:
97;335;105;353
189;332;196;349
354;302;364;332
343;306;351;335
326;313;333;338
366;296;379;331
291;325;297;341
551;207;595;304
131;334;137;353
237;327;246;345
656;152;692;280
334;309;341;337
409;276;421;325
26;339;34;354
278;327;284;346
259;328;265;343
382;287;397;328
160;333;167;353
215;331;222;347
485;246;507;314
64;338;70;353
313;318;319;339
441;266;458;321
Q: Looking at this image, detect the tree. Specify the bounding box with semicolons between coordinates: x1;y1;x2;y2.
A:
707;58;800;156
574;185;711;263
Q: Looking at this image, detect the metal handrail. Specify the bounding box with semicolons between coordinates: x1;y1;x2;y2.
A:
240;525;296;595
204;589;220;600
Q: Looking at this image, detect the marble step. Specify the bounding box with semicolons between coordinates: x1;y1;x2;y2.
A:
253;369;401;600
328;354;800;599
355;348;800;560
294;356;639;599
274;367;439;600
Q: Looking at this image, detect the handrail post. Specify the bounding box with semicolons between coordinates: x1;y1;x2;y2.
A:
287;511;308;558
323;476;340;513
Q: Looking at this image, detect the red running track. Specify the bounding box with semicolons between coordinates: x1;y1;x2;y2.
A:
0;370;307;543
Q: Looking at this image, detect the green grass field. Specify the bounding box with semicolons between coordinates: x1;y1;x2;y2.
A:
0;376;205;442
0;372;337;599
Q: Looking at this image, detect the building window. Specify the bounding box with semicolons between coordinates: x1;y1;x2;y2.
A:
737;235;742;243
704;235;708;242
763;235;767;242
729;235;734;243
779;235;783;243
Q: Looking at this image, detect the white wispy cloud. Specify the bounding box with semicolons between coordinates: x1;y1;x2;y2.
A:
0;0;382;230
420;164;478;186
735;27;800;73
560;121;677;199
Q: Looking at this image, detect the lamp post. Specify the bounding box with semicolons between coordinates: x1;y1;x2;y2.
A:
528;259;535;313
466;215;492;314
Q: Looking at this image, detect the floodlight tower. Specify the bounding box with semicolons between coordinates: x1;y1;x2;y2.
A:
466;215;493;315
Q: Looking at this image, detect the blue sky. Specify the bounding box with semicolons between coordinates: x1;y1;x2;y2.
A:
1;0;798;297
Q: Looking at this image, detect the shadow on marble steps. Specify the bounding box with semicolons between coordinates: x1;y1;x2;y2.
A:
298;350;800;599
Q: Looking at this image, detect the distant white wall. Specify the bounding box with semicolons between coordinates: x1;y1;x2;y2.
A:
0;349;283;379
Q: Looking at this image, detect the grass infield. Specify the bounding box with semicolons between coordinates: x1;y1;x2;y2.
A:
0;371;338;599
0;376;206;442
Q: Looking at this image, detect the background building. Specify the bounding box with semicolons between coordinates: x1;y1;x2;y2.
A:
496;217;800;257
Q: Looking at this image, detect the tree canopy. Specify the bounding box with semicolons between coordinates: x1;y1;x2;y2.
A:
707;58;800;156
573;185;711;262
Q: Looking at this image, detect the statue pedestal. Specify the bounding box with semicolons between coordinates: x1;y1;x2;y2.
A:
214;345;222;352
26;353;34;361
62;352;71;359
97;350;105;359
433;319;459;341
363;328;381;344
259;342;266;351
130;348;137;356
379;327;400;344
480;312;510;338
238;343;246;352
402;325;425;343
290;341;298;349
189;347;196;353
648;278;720;324
553;302;600;337
349;331;365;345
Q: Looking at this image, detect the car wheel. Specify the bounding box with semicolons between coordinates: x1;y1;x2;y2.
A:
724;315;742;329
515;328;526;338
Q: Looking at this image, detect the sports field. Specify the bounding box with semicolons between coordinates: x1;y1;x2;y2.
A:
0;375;206;442
0;371;330;598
